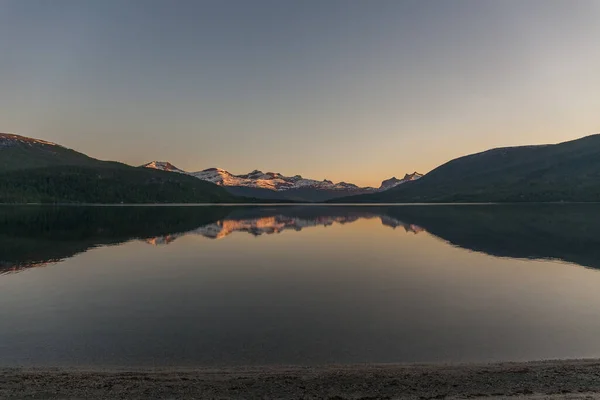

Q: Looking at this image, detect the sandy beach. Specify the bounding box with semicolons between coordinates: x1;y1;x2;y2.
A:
3;359;600;399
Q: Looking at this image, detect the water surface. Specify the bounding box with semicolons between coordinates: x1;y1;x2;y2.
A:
2;204;600;366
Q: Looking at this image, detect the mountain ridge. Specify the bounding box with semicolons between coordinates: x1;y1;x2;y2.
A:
332;133;600;203
143;161;420;201
6;131;600;204
0;133;239;203
379;172;423;191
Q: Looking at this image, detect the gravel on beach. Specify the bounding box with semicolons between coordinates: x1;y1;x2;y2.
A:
3;359;600;399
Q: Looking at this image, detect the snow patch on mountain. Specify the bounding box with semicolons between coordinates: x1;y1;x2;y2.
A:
0;133;59;148
141;161;187;174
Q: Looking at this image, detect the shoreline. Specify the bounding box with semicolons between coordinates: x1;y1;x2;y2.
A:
4;359;600;399
2;201;600;207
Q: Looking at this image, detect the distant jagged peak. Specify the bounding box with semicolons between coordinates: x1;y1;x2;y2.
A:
403;172;423;180
379;172;423;191
238;169;270;179
141;162;380;193
265;171;284;178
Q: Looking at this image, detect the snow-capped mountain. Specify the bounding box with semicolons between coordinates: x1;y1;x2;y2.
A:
141;161;187;174
143;162;377;192
142;160;422;201
192;167;370;192
0;133;58;148
379;172;423;191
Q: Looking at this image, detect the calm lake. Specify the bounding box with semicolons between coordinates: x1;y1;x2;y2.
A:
2;204;600;367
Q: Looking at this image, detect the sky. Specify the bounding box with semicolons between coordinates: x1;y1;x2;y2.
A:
1;0;599;187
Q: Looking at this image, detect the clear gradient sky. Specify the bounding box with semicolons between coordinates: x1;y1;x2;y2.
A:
2;0;599;186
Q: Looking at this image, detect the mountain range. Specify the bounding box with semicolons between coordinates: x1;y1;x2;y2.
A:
2;131;600;203
142;161;422;201
0;132;420;203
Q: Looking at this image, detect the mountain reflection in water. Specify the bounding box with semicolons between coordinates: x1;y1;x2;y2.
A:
145;213;424;244
2;204;600;274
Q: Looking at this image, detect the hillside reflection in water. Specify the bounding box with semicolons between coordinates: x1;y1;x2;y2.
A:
2;205;600;366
